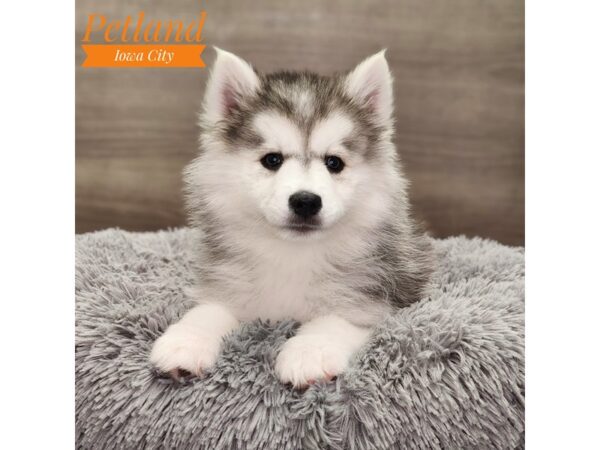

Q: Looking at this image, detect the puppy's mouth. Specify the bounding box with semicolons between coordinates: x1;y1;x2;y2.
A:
283;218;322;233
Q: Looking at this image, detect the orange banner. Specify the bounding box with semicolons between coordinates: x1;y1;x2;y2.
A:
82;44;205;68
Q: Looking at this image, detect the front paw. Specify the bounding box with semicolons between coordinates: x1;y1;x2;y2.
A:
275;335;349;388
150;323;221;378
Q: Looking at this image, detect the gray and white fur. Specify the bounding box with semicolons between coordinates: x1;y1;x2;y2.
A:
150;48;433;387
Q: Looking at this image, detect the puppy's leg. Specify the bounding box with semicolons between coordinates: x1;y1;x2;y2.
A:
275;315;371;388
150;303;239;378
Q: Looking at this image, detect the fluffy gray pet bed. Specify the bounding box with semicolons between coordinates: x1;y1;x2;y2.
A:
76;228;524;449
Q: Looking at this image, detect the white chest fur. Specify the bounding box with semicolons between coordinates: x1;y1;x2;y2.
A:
231;241;327;322
196;225;388;326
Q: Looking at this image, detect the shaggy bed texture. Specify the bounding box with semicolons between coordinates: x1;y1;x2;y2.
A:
76;228;524;450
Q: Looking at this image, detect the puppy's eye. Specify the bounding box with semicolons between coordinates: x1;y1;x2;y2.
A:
260;153;284;171
325;155;345;173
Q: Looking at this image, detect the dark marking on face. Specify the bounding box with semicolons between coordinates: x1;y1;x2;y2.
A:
206;68;392;161
224;122;264;147
342;135;367;153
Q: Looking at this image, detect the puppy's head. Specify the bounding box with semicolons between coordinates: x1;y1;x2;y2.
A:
187;48;405;242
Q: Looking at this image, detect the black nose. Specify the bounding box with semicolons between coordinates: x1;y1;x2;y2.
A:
288;191;322;218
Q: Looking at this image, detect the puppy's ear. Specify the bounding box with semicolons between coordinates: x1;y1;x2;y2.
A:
203;48;260;123
344;50;393;123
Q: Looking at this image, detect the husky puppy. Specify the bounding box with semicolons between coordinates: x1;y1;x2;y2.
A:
150;48;433;387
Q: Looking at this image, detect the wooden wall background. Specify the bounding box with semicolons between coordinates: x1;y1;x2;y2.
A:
76;0;524;246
